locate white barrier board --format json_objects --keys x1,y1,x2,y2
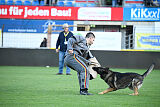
[{"x1": 2, "y1": 32, "x2": 121, "y2": 51}]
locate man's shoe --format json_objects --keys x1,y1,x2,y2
[
  {"x1": 56, "y1": 73, "x2": 63, "y2": 75},
  {"x1": 86, "y1": 92, "x2": 93, "y2": 95},
  {"x1": 80, "y1": 91, "x2": 88, "y2": 95},
  {"x1": 66, "y1": 73, "x2": 72, "y2": 75},
  {"x1": 80, "y1": 91, "x2": 93, "y2": 95}
]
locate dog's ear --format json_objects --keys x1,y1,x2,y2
[{"x1": 105, "y1": 67, "x2": 109, "y2": 71}]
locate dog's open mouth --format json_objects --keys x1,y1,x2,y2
[{"x1": 92, "y1": 67, "x2": 98, "y2": 71}]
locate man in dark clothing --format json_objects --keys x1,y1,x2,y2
[
  {"x1": 40, "y1": 37, "x2": 47, "y2": 47},
  {"x1": 56, "y1": 23, "x2": 73, "y2": 75}
]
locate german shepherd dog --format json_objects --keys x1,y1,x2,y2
[{"x1": 92, "y1": 64, "x2": 155, "y2": 95}]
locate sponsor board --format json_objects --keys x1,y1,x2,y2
[
  {"x1": 135, "y1": 33, "x2": 160, "y2": 49},
  {"x1": 0, "y1": 5, "x2": 123, "y2": 21},
  {"x1": 78, "y1": 7, "x2": 111, "y2": 20},
  {"x1": 0, "y1": 5, "x2": 78, "y2": 20},
  {"x1": 78, "y1": 7, "x2": 123, "y2": 21},
  {"x1": 124, "y1": 7, "x2": 160, "y2": 21},
  {"x1": 0, "y1": 19, "x2": 73, "y2": 33},
  {"x1": 111, "y1": 7, "x2": 123, "y2": 21}
]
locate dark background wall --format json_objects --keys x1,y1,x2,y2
[
  {"x1": 0, "y1": 48, "x2": 160, "y2": 69},
  {"x1": 0, "y1": 48, "x2": 58, "y2": 67},
  {"x1": 91, "y1": 50, "x2": 160, "y2": 69}
]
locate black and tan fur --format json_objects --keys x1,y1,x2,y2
[{"x1": 92, "y1": 64, "x2": 155, "y2": 96}]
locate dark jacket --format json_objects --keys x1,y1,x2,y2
[
  {"x1": 40, "y1": 38, "x2": 47, "y2": 47},
  {"x1": 66, "y1": 35, "x2": 93, "y2": 59},
  {"x1": 56, "y1": 31, "x2": 73, "y2": 52}
]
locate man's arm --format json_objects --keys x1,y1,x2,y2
[
  {"x1": 56, "y1": 33, "x2": 61, "y2": 52},
  {"x1": 67, "y1": 37, "x2": 76, "y2": 54},
  {"x1": 70, "y1": 31, "x2": 73, "y2": 37}
]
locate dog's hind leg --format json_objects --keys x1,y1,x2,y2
[{"x1": 98, "y1": 88, "x2": 115, "y2": 95}]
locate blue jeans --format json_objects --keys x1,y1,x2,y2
[
  {"x1": 58, "y1": 51, "x2": 71, "y2": 74},
  {"x1": 112, "y1": 0, "x2": 117, "y2": 7}
]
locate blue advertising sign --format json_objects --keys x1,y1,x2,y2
[
  {"x1": 139, "y1": 35, "x2": 160, "y2": 46},
  {"x1": 124, "y1": 7, "x2": 160, "y2": 21},
  {"x1": 0, "y1": 19, "x2": 74, "y2": 33}
]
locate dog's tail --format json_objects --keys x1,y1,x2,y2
[{"x1": 142, "y1": 63, "x2": 155, "y2": 78}]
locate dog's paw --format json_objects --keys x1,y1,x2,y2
[
  {"x1": 129, "y1": 93, "x2": 139, "y2": 96},
  {"x1": 98, "y1": 92, "x2": 104, "y2": 95}
]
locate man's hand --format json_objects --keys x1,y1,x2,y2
[
  {"x1": 56, "y1": 49, "x2": 59, "y2": 53},
  {"x1": 68, "y1": 50, "x2": 73, "y2": 54}
]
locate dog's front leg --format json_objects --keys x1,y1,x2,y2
[
  {"x1": 129, "y1": 86, "x2": 139, "y2": 96},
  {"x1": 98, "y1": 88, "x2": 114, "y2": 95}
]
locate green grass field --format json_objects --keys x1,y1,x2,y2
[{"x1": 0, "y1": 66, "x2": 160, "y2": 107}]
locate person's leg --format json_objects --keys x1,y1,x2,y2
[
  {"x1": 59, "y1": 51, "x2": 71, "y2": 75},
  {"x1": 112, "y1": 0, "x2": 117, "y2": 7},
  {"x1": 77, "y1": 72, "x2": 81, "y2": 89},
  {"x1": 66, "y1": 65, "x2": 71, "y2": 74},
  {"x1": 73, "y1": 55, "x2": 91, "y2": 95},
  {"x1": 64, "y1": 54, "x2": 91, "y2": 95},
  {"x1": 58, "y1": 51, "x2": 64, "y2": 74}
]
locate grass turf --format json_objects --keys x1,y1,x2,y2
[{"x1": 0, "y1": 66, "x2": 160, "y2": 107}]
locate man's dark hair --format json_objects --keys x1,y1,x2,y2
[{"x1": 85, "y1": 32, "x2": 95, "y2": 38}]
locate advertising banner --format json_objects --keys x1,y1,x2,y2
[
  {"x1": 0, "y1": 19, "x2": 74, "y2": 33},
  {"x1": 0, "y1": 5, "x2": 78, "y2": 20},
  {"x1": 78, "y1": 7, "x2": 111, "y2": 20},
  {"x1": 0, "y1": 5, "x2": 123, "y2": 21},
  {"x1": 135, "y1": 33, "x2": 160, "y2": 50},
  {"x1": 124, "y1": 7, "x2": 160, "y2": 21},
  {"x1": 77, "y1": 7, "x2": 123, "y2": 21},
  {"x1": 111, "y1": 7, "x2": 123, "y2": 21}
]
